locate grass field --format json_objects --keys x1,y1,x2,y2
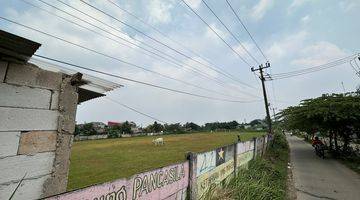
[{"x1": 67, "y1": 131, "x2": 264, "y2": 190}]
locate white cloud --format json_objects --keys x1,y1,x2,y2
[
  {"x1": 288, "y1": 0, "x2": 310, "y2": 14},
  {"x1": 266, "y1": 31, "x2": 309, "y2": 61},
  {"x1": 183, "y1": 0, "x2": 202, "y2": 10},
  {"x1": 291, "y1": 41, "x2": 348, "y2": 66},
  {"x1": 339, "y1": 1, "x2": 359, "y2": 12},
  {"x1": 251, "y1": 0, "x2": 274, "y2": 21},
  {"x1": 147, "y1": 0, "x2": 174, "y2": 24},
  {"x1": 234, "y1": 42, "x2": 255, "y2": 60}
]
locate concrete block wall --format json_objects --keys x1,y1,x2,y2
[{"x1": 0, "y1": 61, "x2": 78, "y2": 199}]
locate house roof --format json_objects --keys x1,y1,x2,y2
[
  {"x1": 0, "y1": 30, "x2": 41, "y2": 63},
  {"x1": 0, "y1": 30, "x2": 122, "y2": 103}
]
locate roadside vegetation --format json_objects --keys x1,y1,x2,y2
[
  {"x1": 278, "y1": 92, "x2": 360, "y2": 174},
  {"x1": 209, "y1": 132, "x2": 289, "y2": 200},
  {"x1": 67, "y1": 131, "x2": 264, "y2": 190}
]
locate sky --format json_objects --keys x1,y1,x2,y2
[{"x1": 0, "y1": 0, "x2": 359, "y2": 126}]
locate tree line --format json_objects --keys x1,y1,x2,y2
[
  {"x1": 75, "y1": 120, "x2": 266, "y2": 137},
  {"x1": 278, "y1": 92, "x2": 360, "y2": 156}
]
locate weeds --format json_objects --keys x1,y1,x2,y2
[{"x1": 210, "y1": 133, "x2": 289, "y2": 200}]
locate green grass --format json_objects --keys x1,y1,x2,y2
[
  {"x1": 67, "y1": 131, "x2": 264, "y2": 190},
  {"x1": 210, "y1": 133, "x2": 289, "y2": 200}
]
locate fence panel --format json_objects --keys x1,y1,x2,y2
[
  {"x1": 256, "y1": 137, "x2": 265, "y2": 157},
  {"x1": 47, "y1": 161, "x2": 189, "y2": 200},
  {"x1": 235, "y1": 140, "x2": 255, "y2": 170},
  {"x1": 193, "y1": 144, "x2": 235, "y2": 199}
]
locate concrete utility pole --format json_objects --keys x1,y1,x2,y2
[{"x1": 251, "y1": 62, "x2": 272, "y2": 134}]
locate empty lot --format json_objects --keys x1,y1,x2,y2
[{"x1": 67, "y1": 131, "x2": 264, "y2": 190}]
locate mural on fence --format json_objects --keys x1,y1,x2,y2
[
  {"x1": 47, "y1": 162, "x2": 189, "y2": 200},
  {"x1": 195, "y1": 145, "x2": 235, "y2": 199},
  {"x1": 236, "y1": 140, "x2": 254, "y2": 169}
]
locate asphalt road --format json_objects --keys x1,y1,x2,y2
[{"x1": 287, "y1": 135, "x2": 360, "y2": 200}]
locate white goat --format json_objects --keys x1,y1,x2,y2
[{"x1": 152, "y1": 137, "x2": 164, "y2": 146}]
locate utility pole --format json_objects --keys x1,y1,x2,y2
[
  {"x1": 251, "y1": 62, "x2": 272, "y2": 134},
  {"x1": 341, "y1": 81, "x2": 346, "y2": 93}
]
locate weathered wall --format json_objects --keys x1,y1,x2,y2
[
  {"x1": 188, "y1": 135, "x2": 269, "y2": 199},
  {"x1": 46, "y1": 162, "x2": 189, "y2": 200},
  {"x1": 0, "y1": 61, "x2": 78, "y2": 199},
  {"x1": 193, "y1": 144, "x2": 235, "y2": 199},
  {"x1": 74, "y1": 134, "x2": 108, "y2": 141},
  {"x1": 41, "y1": 135, "x2": 269, "y2": 200}
]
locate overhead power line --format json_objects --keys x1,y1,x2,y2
[
  {"x1": 20, "y1": 0, "x2": 253, "y2": 99},
  {"x1": 0, "y1": 16, "x2": 262, "y2": 99},
  {"x1": 201, "y1": 0, "x2": 260, "y2": 65},
  {"x1": 181, "y1": 0, "x2": 252, "y2": 67},
  {"x1": 267, "y1": 54, "x2": 357, "y2": 80},
  {"x1": 52, "y1": 0, "x2": 257, "y2": 92},
  {"x1": 225, "y1": 0, "x2": 268, "y2": 61},
  {"x1": 105, "y1": 97, "x2": 168, "y2": 124},
  {"x1": 350, "y1": 56, "x2": 360, "y2": 78},
  {"x1": 31, "y1": 54, "x2": 262, "y2": 103},
  {"x1": 105, "y1": 0, "x2": 230, "y2": 74},
  {"x1": 78, "y1": 0, "x2": 254, "y2": 89}
]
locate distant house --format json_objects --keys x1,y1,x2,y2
[
  {"x1": 90, "y1": 122, "x2": 106, "y2": 134},
  {"x1": 131, "y1": 126, "x2": 141, "y2": 134},
  {"x1": 108, "y1": 121, "x2": 122, "y2": 127},
  {"x1": 244, "y1": 124, "x2": 252, "y2": 129}
]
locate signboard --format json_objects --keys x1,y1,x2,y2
[
  {"x1": 196, "y1": 159, "x2": 234, "y2": 199},
  {"x1": 236, "y1": 151, "x2": 253, "y2": 169},
  {"x1": 196, "y1": 151, "x2": 216, "y2": 177},
  {"x1": 196, "y1": 145, "x2": 234, "y2": 177},
  {"x1": 195, "y1": 145, "x2": 235, "y2": 198},
  {"x1": 256, "y1": 137, "x2": 264, "y2": 156},
  {"x1": 47, "y1": 162, "x2": 189, "y2": 200},
  {"x1": 236, "y1": 141, "x2": 253, "y2": 155},
  {"x1": 236, "y1": 141, "x2": 254, "y2": 169}
]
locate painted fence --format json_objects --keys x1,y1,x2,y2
[
  {"x1": 188, "y1": 135, "x2": 270, "y2": 199},
  {"x1": 46, "y1": 162, "x2": 189, "y2": 200},
  {"x1": 46, "y1": 135, "x2": 270, "y2": 200}
]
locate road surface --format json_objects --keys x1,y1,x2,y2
[{"x1": 287, "y1": 135, "x2": 360, "y2": 200}]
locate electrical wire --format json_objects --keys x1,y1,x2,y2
[
  {"x1": 271, "y1": 55, "x2": 354, "y2": 77},
  {"x1": 180, "y1": 0, "x2": 252, "y2": 67},
  {"x1": 350, "y1": 59, "x2": 360, "y2": 78},
  {"x1": 225, "y1": 0, "x2": 268, "y2": 61},
  {"x1": 53, "y1": 0, "x2": 257, "y2": 92},
  {"x1": 0, "y1": 16, "x2": 261, "y2": 99},
  {"x1": 78, "y1": 0, "x2": 255, "y2": 89},
  {"x1": 105, "y1": 0, "x2": 233, "y2": 78},
  {"x1": 201, "y1": 0, "x2": 260, "y2": 65},
  {"x1": 32, "y1": 54, "x2": 262, "y2": 103},
  {"x1": 268, "y1": 55, "x2": 357, "y2": 80},
  {"x1": 19, "y1": 0, "x2": 255, "y2": 99},
  {"x1": 105, "y1": 97, "x2": 169, "y2": 124}
]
